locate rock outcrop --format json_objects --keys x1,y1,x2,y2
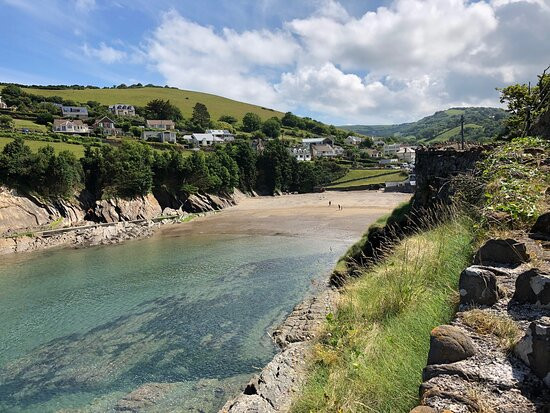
[
  {"x1": 512, "y1": 268, "x2": 550, "y2": 309},
  {"x1": 459, "y1": 266, "x2": 502, "y2": 306},
  {"x1": 221, "y1": 289, "x2": 339, "y2": 413},
  {"x1": 473, "y1": 238, "x2": 530, "y2": 265},
  {"x1": 515, "y1": 319, "x2": 550, "y2": 387},
  {"x1": 92, "y1": 194, "x2": 162, "y2": 223}
]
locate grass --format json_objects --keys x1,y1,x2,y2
[
  {"x1": 461, "y1": 309, "x2": 522, "y2": 351},
  {"x1": 427, "y1": 124, "x2": 482, "y2": 143},
  {"x1": 292, "y1": 218, "x2": 474, "y2": 413},
  {"x1": 327, "y1": 170, "x2": 407, "y2": 189},
  {"x1": 445, "y1": 108, "x2": 466, "y2": 116},
  {"x1": 13, "y1": 119, "x2": 47, "y2": 132},
  {"x1": 18, "y1": 86, "x2": 283, "y2": 122},
  {"x1": 0, "y1": 137, "x2": 86, "y2": 158}
]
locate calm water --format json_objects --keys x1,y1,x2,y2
[{"x1": 0, "y1": 231, "x2": 346, "y2": 412}]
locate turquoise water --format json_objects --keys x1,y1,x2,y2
[{"x1": 0, "y1": 232, "x2": 346, "y2": 412}]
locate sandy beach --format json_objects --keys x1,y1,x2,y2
[{"x1": 160, "y1": 190, "x2": 411, "y2": 242}]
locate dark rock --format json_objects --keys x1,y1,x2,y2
[
  {"x1": 459, "y1": 266, "x2": 502, "y2": 306},
  {"x1": 530, "y1": 212, "x2": 550, "y2": 241},
  {"x1": 427, "y1": 325, "x2": 476, "y2": 365},
  {"x1": 512, "y1": 268, "x2": 550, "y2": 309},
  {"x1": 473, "y1": 238, "x2": 530, "y2": 265},
  {"x1": 514, "y1": 319, "x2": 550, "y2": 387}
]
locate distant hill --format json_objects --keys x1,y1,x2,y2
[
  {"x1": 340, "y1": 107, "x2": 508, "y2": 142},
  {"x1": 14, "y1": 86, "x2": 283, "y2": 121}
]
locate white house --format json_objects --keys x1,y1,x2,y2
[
  {"x1": 383, "y1": 143, "x2": 401, "y2": 156},
  {"x1": 333, "y1": 145, "x2": 345, "y2": 156},
  {"x1": 345, "y1": 136, "x2": 363, "y2": 145},
  {"x1": 191, "y1": 133, "x2": 225, "y2": 146},
  {"x1": 53, "y1": 119, "x2": 89, "y2": 134},
  {"x1": 0, "y1": 95, "x2": 7, "y2": 109},
  {"x1": 302, "y1": 137, "x2": 333, "y2": 147},
  {"x1": 311, "y1": 143, "x2": 337, "y2": 158},
  {"x1": 146, "y1": 120, "x2": 175, "y2": 130},
  {"x1": 289, "y1": 147, "x2": 312, "y2": 162},
  {"x1": 141, "y1": 130, "x2": 177, "y2": 143},
  {"x1": 61, "y1": 106, "x2": 89, "y2": 119},
  {"x1": 109, "y1": 104, "x2": 136, "y2": 116},
  {"x1": 396, "y1": 147, "x2": 416, "y2": 163},
  {"x1": 205, "y1": 129, "x2": 235, "y2": 142}
]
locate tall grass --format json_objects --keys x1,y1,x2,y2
[{"x1": 292, "y1": 217, "x2": 474, "y2": 413}]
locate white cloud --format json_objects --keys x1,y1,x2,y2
[
  {"x1": 141, "y1": 0, "x2": 550, "y2": 123},
  {"x1": 75, "y1": 0, "x2": 96, "y2": 12},
  {"x1": 82, "y1": 42, "x2": 127, "y2": 64}
]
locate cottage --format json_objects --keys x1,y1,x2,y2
[
  {"x1": 109, "y1": 104, "x2": 136, "y2": 116},
  {"x1": 366, "y1": 148, "x2": 382, "y2": 158},
  {"x1": 141, "y1": 130, "x2": 177, "y2": 143},
  {"x1": 192, "y1": 133, "x2": 225, "y2": 146},
  {"x1": 345, "y1": 136, "x2": 363, "y2": 145},
  {"x1": 52, "y1": 119, "x2": 89, "y2": 134},
  {"x1": 61, "y1": 106, "x2": 89, "y2": 119},
  {"x1": 146, "y1": 120, "x2": 175, "y2": 130},
  {"x1": 93, "y1": 116, "x2": 119, "y2": 136},
  {"x1": 205, "y1": 129, "x2": 235, "y2": 142},
  {"x1": 302, "y1": 137, "x2": 333, "y2": 147},
  {"x1": 333, "y1": 145, "x2": 345, "y2": 156},
  {"x1": 396, "y1": 146, "x2": 416, "y2": 163},
  {"x1": 289, "y1": 146, "x2": 312, "y2": 162},
  {"x1": 382, "y1": 143, "x2": 401, "y2": 156},
  {"x1": 0, "y1": 95, "x2": 7, "y2": 109},
  {"x1": 311, "y1": 143, "x2": 337, "y2": 158}
]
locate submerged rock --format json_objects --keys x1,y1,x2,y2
[
  {"x1": 427, "y1": 325, "x2": 476, "y2": 365},
  {"x1": 473, "y1": 238, "x2": 530, "y2": 266}
]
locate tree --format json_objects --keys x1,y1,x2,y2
[
  {"x1": 219, "y1": 115, "x2": 238, "y2": 125},
  {"x1": 242, "y1": 112, "x2": 262, "y2": 132},
  {"x1": 0, "y1": 115, "x2": 14, "y2": 129},
  {"x1": 35, "y1": 112, "x2": 54, "y2": 126},
  {"x1": 262, "y1": 117, "x2": 281, "y2": 139},
  {"x1": 145, "y1": 99, "x2": 183, "y2": 121},
  {"x1": 281, "y1": 112, "x2": 299, "y2": 128},
  {"x1": 191, "y1": 103, "x2": 211, "y2": 130}
]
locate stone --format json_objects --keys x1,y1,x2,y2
[
  {"x1": 473, "y1": 238, "x2": 530, "y2": 265},
  {"x1": 512, "y1": 268, "x2": 550, "y2": 309},
  {"x1": 409, "y1": 406, "x2": 437, "y2": 413},
  {"x1": 530, "y1": 212, "x2": 550, "y2": 241},
  {"x1": 459, "y1": 266, "x2": 502, "y2": 306},
  {"x1": 514, "y1": 319, "x2": 550, "y2": 387},
  {"x1": 427, "y1": 325, "x2": 476, "y2": 365}
]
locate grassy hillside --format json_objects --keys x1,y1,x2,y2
[
  {"x1": 340, "y1": 107, "x2": 508, "y2": 142},
  {"x1": 0, "y1": 137, "x2": 86, "y2": 157},
  {"x1": 327, "y1": 169, "x2": 407, "y2": 189},
  {"x1": 18, "y1": 87, "x2": 283, "y2": 121}
]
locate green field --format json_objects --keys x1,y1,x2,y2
[
  {"x1": 427, "y1": 123, "x2": 482, "y2": 143},
  {"x1": 18, "y1": 87, "x2": 284, "y2": 122},
  {"x1": 0, "y1": 137, "x2": 86, "y2": 157},
  {"x1": 13, "y1": 119, "x2": 47, "y2": 132},
  {"x1": 328, "y1": 168, "x2": 407, "y2": 189}
]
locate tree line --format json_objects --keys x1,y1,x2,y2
[{"x1": 0, "y1": 137, "x2": 345, "y2": 200}]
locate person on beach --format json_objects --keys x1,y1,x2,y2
[{"x1": 329, "y1": 201, "x2": 331, "y2": 206}]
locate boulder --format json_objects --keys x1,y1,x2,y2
[
  {"x1": 409, "y1": 407, "x2": 437, "y2": 413},
  {"x1": 427, "y1": 325, "x2": 476, "y2": 365},
  {"x1": 512, "y1": 268, "x2": 550, "y2": 309},
  {"x1": 514, "y1": 319, "x2": 550, "y2": 387},
  {"x1": 184, "y1": 193, "x2": 215, "y2": 213},
  {"x1": 94, "y1": 195, "x2": 162, "y2": 223},
  {"x1": 459, "y1": 266, "x2": 502, "y2": 306},
  {"x1": 473, "y1": 238, "x2": 530, "y2": 266},
  {"x1": 530, "y1": 212, "x2": 550, "y2": 241}
]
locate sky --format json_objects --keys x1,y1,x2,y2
[{"x1": 0, "y1": 0, "x2": 549, "y2": 125}]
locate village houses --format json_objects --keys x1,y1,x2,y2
[
  {"x1": 0, "y1": 95, "x2": 7, "y2": 109},
  {"x1": 93, "y1": 116, "x2": 119, "y2": 136},
  {"x1": 61, "y1": 106, "x2": 89, "y2": 119},
  {"x1": 142, "y1": 130, "x2": 177, "y2": 143},
  {"x1": 146, "y1": 120, "x2": 175, "y2": 130},
  {"x1": 345, "y1": 135, "x2": 363, "y2": 146},
  {"x1": 53, "y1": 119, "x2": 89, "y2": 134},
  {"x1": 109, "y1": 104, "x2": 136, "y2": 116},
  {"x1": 396, "y1": 146, "x2": 416, "y2": 163},
  {"x1": 290, "y1": 147, "x2": 312, "y2": 162}
]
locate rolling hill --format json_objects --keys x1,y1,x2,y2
[
  {"x1": 11, "y1": 86, "x2": 283, "y2": 122},
  {"x1": 340, "y1": 107, "x2": 508, "y2": 142}
]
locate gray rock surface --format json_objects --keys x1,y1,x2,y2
[
  {"x1": 93, "y1": 194, "x2": 162, "y2": 223},
  {"x1": 530, "y1": 212, "x2": 550, "y2": 241},
  {"x1": 515, "y1": 318, "x2": 550, "y2": 387},
  {"x1": 459, "y1": 266, "x2": 502, "y2": 306},
  {"x1": 473, "y1": 238, "x2": 530, "y2": 265},
  {"x1": 427, "y1": 325, "x2": 476, "y2": 365},
  {"x1": 513, "y1": 268, "x2": 550, "y2": 309}
]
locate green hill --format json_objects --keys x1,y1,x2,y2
[
  {"x1": 340, "y1": 107, "x2": 508, "y2": 142},
  {"x1": 8, "y1": 86, "x2": 283, "y2": 121}
]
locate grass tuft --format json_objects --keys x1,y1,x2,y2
[{"x1": 461, "y1": 309, "x2": 522, "y2": 351}]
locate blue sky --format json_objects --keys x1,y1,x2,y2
[{"x1": 1, "y1": 0, "x2": 549, "y2": 124}]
